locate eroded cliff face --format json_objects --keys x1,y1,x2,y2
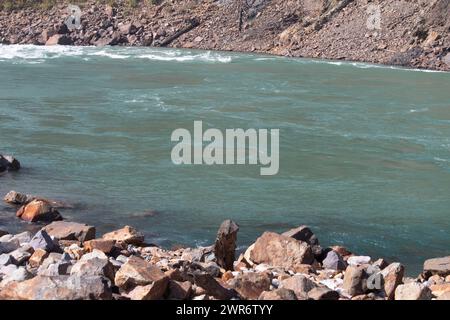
[{"x1": 0, "y1": 0, "x2": 449, "y2": 70}]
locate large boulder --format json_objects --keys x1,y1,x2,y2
[
  {"x1": 380, "y1": 262, "x2": 405, "y2": 300},
  {"x1": 343, "y1": 265, "x2": 368, "y2": 297},
  {"x1": 102, "y1": 226, "x2": 144, "y2": 245},
  {"x1": 16, "y1": 200, "x2": 63, "y2": 223},
  {"x1": 114, "y1": 256, "x2": 168, "y2": 293},
  {"x1": 70, "y1": 250, "x2": 115, "y2": 281},
  {"x1": 0, "y1": 275, "x2": 112, "y2": 300},
  {"x1": 42, "y1": 221, "x2": 96, "y2": 242},
  {"x1": 214, "y1": 219, "x2": 239, "y2": 271},
  {"x1": 280, "y1": 275, "x2": 317, "y2": 299},
  {"x1": 0, "y1": 155, "x2": 21, "y2": 171},
  {"x1": 250, "y1": 232, "x2": 314, "y2": 271},
  {"x1": 394, "y1": 282, "x2": 432, "y2": 300},
  {"x1": 424, "y1": 256, "x2": 450, "y2": 277}
]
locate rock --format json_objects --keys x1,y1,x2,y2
[
  {"x1": 372, "y1": 258, "x2": 389, "y2": 270},
  {"x1": 0, "y1": 253, "x2": 13, "y2": 266},
  {"x1": 0, "y1": 240, "x2": 20, "y2": 255},
  {"x1": 227, "y1": 272, "x2": 271, "y2": 300},
  {"x1": 29, "y1": 230, "x2": 60, "y2": 252},
  {"x1": 307, "y1": 286, "x2": 340, "y2": 300},
  {"x1": 83, "y1": 239, "x2": 115, "y2": 254},
  {"x1": 242, "y1": 244, "x2": 255, "y2": 267},
  {"x1": 114, "y1": 256, "x2": 168, "y2": 292},
  {"x1": 38, "y1": 261, "x2": 71, "y2": 276},
  {"x1": 0, "y1": 155, "x2": 21, "y2": 171},
  {"x1": 10, "y1": 246, "x2": 33, "y2": 265},
  {"x1": 380, "y1": 263, "x2": 405, "y2": 300},
  {"x1": 0, "y1": 275, "x2": 112, "y2": 300},
  {"x1": 3, "y1": 191, "x2": 33, "y2": 205},
  {"x1": 280, "y1": 275, "x2": 317, "y2": 299},
  {"x1": 42, "y1": 221, "x2": 96, "y2": 242},
  {"x1": 126, "y1": 282, "x2": 167, "y2": 300},
  {"x1": 16, "y1": 200, "x2": 63, "y2": 223},
  {"x1": 282, "y1": 225, "x2": 318, "y2": 245},
  {"x1": 322, "y1": 250, "x2": 347, "y2": 271},
  {"x1": 102, "y1": 226, "x2": 144, "y2": 245},
  {"x1": 45, "y1": 34, "x2": 72, "y2": 46},
  {"x1": 343, "y1": 265, "x2": 368, "y2": 296},
  {"x1": 0, "y1": 266, "x2": 32, "y2": 286},
  {"x1": 70, "y1": 250, "x2": 115, "y2": 281},
  {"x1": 28, "y1": 249, "x2": 49, "y2": 268},
  {"x1": 443, "y1": 53, "x2": 450, "y2": 67},
  {"x1": 119, "y1": 23, "x2": 137, "y2": 35},
  {"x1": 193, "y1": 271, "x2": 235, "y2": 300},
  {"x1": 395, "y1": 282, "x2": 432, "y2": 300},
  {"x1": 437, "y1": 291, "x2": 450, "y2": 300},
  {"x1": 214, "y1": 219, "x2": 239, "y2": 271},
  {"x1": 347, "y1": 256, "x2": 371, "y2": 266},
  {"x1": 10, "y1": 231, "x2": 32, "y2": 245},
  {"x1": 259, "y1": 288, "x2": 297, "y2": 300},
  {"x1": 423, "y1": 256, "x2": 450, "y2": 276},
  {"x1": 0, "y1": 230, "x2": 8, "y2": 237},
  {"x1": 429, "y1": 283, "x2": 450, "y2": 298},
  {"x1": 330, "y1": 246, "x2": 352, "y2": 257},
  {"x1": 167, "y1": 280, "x2": 193, "y2": 300},
  {"x1": 250, "y1": 232, "x2": 314, "y2": 270}
]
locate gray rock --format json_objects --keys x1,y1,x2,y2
[
  {"x1": 10, "y1": 231, "x2": 32, "y2": 245},
  {"x1": 10, "y1": 247, "x2": 33, "y2": 265},
  {"x1": 0, "y1": 253, "x2": 13, "y2": 266},
  {"x1": 70, "y1": 250, "x2": 114, "y2": 281},
  {"x1": 0, "y1": 240, "x2": 20, "y2": 254},
  {"x1": 0, "y1": 154, "x2": 21, "y2": 171},
  {"x1": 322, "y1": 250, "x2": 347, "y2": 271},
  {"x1": 0, "y1": 266, "x2": 32, "y2": 286},
  {"x1": 347, "y1": 256, "x2": 371, "y2": 266},
  {"x1": 29, "y1": 230, "x2": 60, "y2": 252},
  {"x1": 38, "y1": 261, "x2": 72, "y2": 276},
  {"x1": 281, "y1": 275, "x2": 318, "y2": 299}
]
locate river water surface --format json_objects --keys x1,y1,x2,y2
[{"x1": 1, "y1": 45, "x2": 449, "y2": 274}]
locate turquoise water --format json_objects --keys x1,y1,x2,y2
[{"x1": 1, "y1": 45, "x2": 449, "y2": 275}]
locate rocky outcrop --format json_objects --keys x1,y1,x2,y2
[
  {"x1": 42, "y1": 221, "x2": 96, "y2": 242},
  {"x1": 424, "y1": 256, "x2": 450, "y2": 277},
  {"x1": 214, "y1": 219, "x2": 239, "y2": 271}
]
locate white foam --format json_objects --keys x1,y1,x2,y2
[
  {"x1": 137, "y1": 51, "x2": 232, "y2": 63},
  {"x1": 88, "y1": 50, "x2": 129, "y2": 59}
]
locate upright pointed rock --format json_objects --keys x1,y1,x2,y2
[{"x1": 214, "y1": 220, "x2": 239, "y2": 271}]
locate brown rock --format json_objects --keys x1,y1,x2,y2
[
  {"x1": 45, "y1": 34, "x2": 72, "y2": 46},
  {"x1": 281, "y1": 275, "x2": 317, "y2": 299},
  {"x1": 222, "y1": 271, "x2": 234, "y2": 282},
  {"x1": 42, "y1": 221, "x2": 95, "y2": 242},
  {"x1": 380, "y1": 263, "x2": 404, "y2": 300},
  {"x1": 193, "y1": 272, "x2": 235, "y2": 300},
  {"x1": 16, "y1": 200, "x2": 63, "y2": 223},
  {"x1": 330, "y1": 246, "x2": 352, "y2": 257},
  {"x1": 83, "y1": 239, "x2": 115, "y2": 254},
  {"x1": 437, "y1": 291, "x2": 450, "y2": 300},
  {"x1": 102, "y1": 225, "x2": 144, "y2": 245},
  {"x1": 429, "y1": 283, "x2": 450, "y2": 298},
  {"x1": 307, "y1": 286, "x2": 340, "y2": 300},
  {"x1": 167, "y1": 280, "x2": 192, "y2": 300},
  {"x1": 28, "y1": 249, "x2": 49, "y2": 268},
  {"x1": 423, "y1": 256, "x2": 450, "y2": 276},
  {"x1": 227, "y1": 272, "x2": 271, "y2": 300},
  {"x1": 0, "y1": 275, "x2": 112, "y2": 300},
  {"x1": 114, "y1": 256, "x2": 168, "y2": 291},
  {"x1": 258, "y1": 288, "x2": 297, "y2": 300},
  {"x1": 343, "y1": 265, "x2": 368, "y2": 297},
  {"x1": 250, "y1": 232, "x2": 314, "y2": 270},
  {"x1": 126, "y1": 282, "x2": 167, "y2": 300},
  {"x1": 214, "y1": 219, "x2": 239, "y2": 271}
]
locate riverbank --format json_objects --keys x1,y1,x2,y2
[
  {"x1": 0, "y1": 0, "x2": 449, "y2": 71},
  {"x1": 1, "y1": 156, "x2": 450, "y2": 300}
]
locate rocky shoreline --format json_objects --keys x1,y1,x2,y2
[
  {"x1": 1, "y1": 155, "x2": 450, "y2": 300},
  {"x1": 0, "y1": 0, "x2": 449, "y2": 71}
]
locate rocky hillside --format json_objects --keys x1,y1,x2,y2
[{"x1": 0, "y1": 0, "x2": 449, "y2": 71}]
